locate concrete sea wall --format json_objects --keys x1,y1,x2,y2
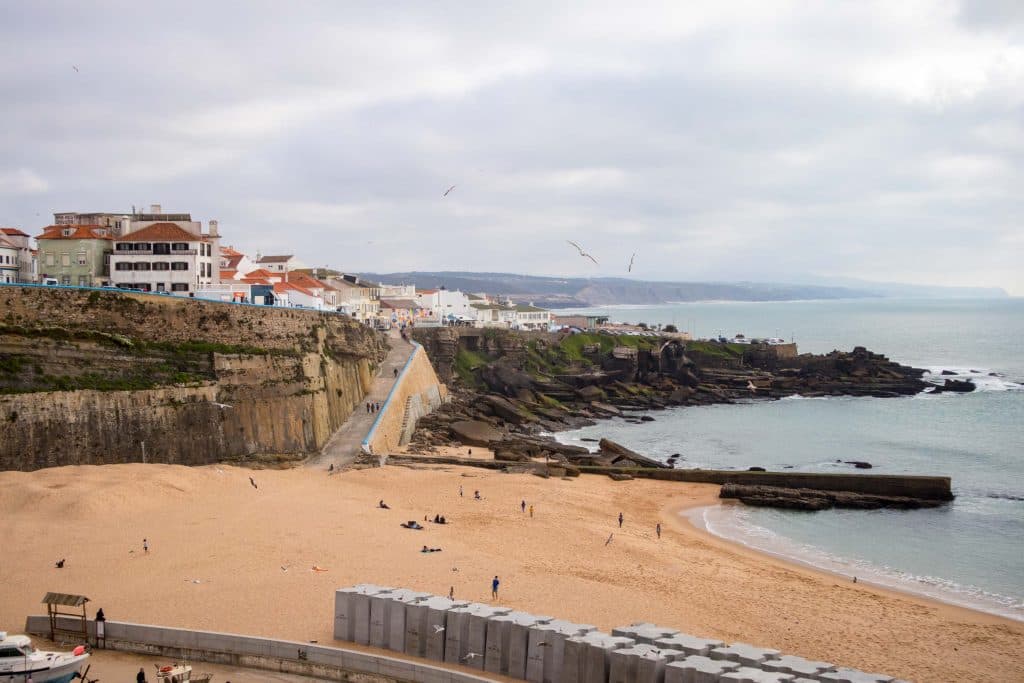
[{"x1": 364, "y1": 342, "x2": 448, "y2": 456}]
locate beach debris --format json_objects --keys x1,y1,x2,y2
[
  {"x1": 280, "y1": 565, "x2": 289, "y2": 572},
  {"x1": 312, "y1": 565, "x2": 328, "y2": 572},
  {"x1": 249, "y1": 476, "x2": 258, "y2": 489},
  {"x1": 184, "y1": 578, "x2": 202, "y2": 584},
  {"x1": 605, "y1": 533, "x2": 614, "y2": 546}
]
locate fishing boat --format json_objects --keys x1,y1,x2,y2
[
  {"x1": 155, "y1": 663, "x2": 211, "y2": 683},
  {"x1": 0, "y1": 632, "x2": 89, "y2": 683}
]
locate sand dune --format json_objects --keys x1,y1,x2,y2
[{"x1": 1, "y1": 463, "x2": 1020, "y2": 683}]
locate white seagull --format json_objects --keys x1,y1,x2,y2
[
  {"x1": 462, "y1": 652, "x2": 481, "y2": 662},
  {"x1": 211, "y1": 402, "x2": 233, "y2": 409},
  {"x1": 567, "y1": 240, "x2": 599, "y2": 265},
  {"x1": 746, "y1": 381, "x2": 757, "y2": 393},
  {"x1": 432, "y1": 625, "x2": 445, "y2": 634},
  {"x1": 443, "y1": 185, "x2": 457, "y2": 197}
]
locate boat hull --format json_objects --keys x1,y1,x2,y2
[{"x1": 0, "y1": 654, "x2": 88, "y2": 683}]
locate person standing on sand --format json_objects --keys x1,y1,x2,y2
[
  {"x1": 529, "y1": 504, "x2": 534, "y2": 518},
  {"x1": 618, "y1": 512, "x2": 623, "y2": 528},
  {"x1": 459, "y1": 485, "x2": 463, "y2": 497},
  {"x1": 656, "y1": 523, "x2": 661, "y2": 539},
  {"x1": 143, "y1": 538, "x2": 149, "y2": 553},
  {"x1": 491, "y1": 575, "x2": 500, "y2": 599},
  {"x1": 521, "y1": 500, "x2": 526, "y2": 513},
  {"x1": 137, "y1": 667, "x2": 146, "y2": 683},
  {"x1": 449, "y1": 586, "x2": 454, "y2": 600}
]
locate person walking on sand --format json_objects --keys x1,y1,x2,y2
[
  {"x1": 459, "y1": 485, "x2": 464, "y2": 497},
  {"x1": 618, "y1": 512, "x2": 623, "y2": 528},
  {"x1": 393, "y1": 368, "x2": 398, "y2": 378},
  {"x1": 143, "y1": 538, "x2": 149, "y2": 553},
  {"x1": 656, "y1": 522, "x2": 661, "y2": 539},
  {"x1": 491, "y1": 575, "x2": 500, "y2": 600}
]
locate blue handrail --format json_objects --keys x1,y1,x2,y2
[{"x1": 361, "y1": 339, "x2": 421, "y2": 454}]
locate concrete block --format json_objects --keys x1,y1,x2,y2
[
  {"x1": 484, "y1": 611, "x2": 552, "y2": 677},
  {"x1": 721, "y1": 667, "x2": 796, "y2": 683},
  {"x1": 608, "y1": 643, "x2": 684, "y2": 683},
  {"x1": 385, "y1": 590, "x2": 433, "y2": 653},
  {"x1": 762, "y1": 655, "x2": 835, "y2": 678},
  {"x1": 561, "y1": 630, "x2": 630, "y2": 683},
  {"x1": 445, "y1": 603, "x2": 511, "y2": 667},
  {"x1": 817, "y1": 669, "x2": 893, "y2": 683},
  {"x1": 710, "y1": 643, "x2": 782, "y2": 667},
  {"x1": 654, "y1": 633, "x2": 725, "y2": 657},
  {"x1": 524, "y1": 619, "x2": 597, "y2": 683},
  {"x1": 664, "y1": 655, "x2": 741, "y2": 683},
  {"x1": 368, "y1": 588, "x2": 397, "y2": 648},
  {"x1": 421, "y1": 596, "x2": 467, "y2": 662},
  {"x1": 611, "y1": 622, "x2": 680, "y2": 645},
  {"x1": 334, "y1": 584, "x2": 390, "y2": 642}
]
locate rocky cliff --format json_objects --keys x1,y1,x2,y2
[{"x1": 0, "y1": 287, "x2": 387, "y2": 471}]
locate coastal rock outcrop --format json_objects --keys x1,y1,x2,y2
[{"x1": 720, "y1": 483, "x2": 947, "y2": 511}]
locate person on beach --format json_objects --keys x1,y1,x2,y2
[
  {"x1": 521, "y1": 500, "x2": 526, "y2": 513},
  {"x1": 529, "y1": 504, "x2": 534, "y2": 518},
  {"x1": 449, "y1": 586, "x2": 454, "y2": 600},
  {"x1": 137, "y1": 667, "x2": 146, "y2": 683},
  {"x1": 656, "y1": 523, "x2": 661, "y2": 539},
  {"x1": 618, "y1": 512, "x2": 623, "y2": 528},
  {"x1": 459, "y1": 485, "x2": 464, "y2": 497},
  {"x1": 474, "y1": 490, "x2": 481, "y2": 500},
  {"x1": 366, "y1": 402, "x2": 370, "y2": 413},
  {"x1": 393, "y1": 368, "x2": 398, "y2": 378},
  {"x1": 379, "y1": 500, "x2": 390, "y2": 509},
  {"x1": 143, "y1": 538, "x2": 149, "y2": 553},
  {"x1": 491, "y1": 575, "x2": 500, "y2": 599}
]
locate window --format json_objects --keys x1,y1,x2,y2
[
  {"x1": 171, "y1": 283, "x2": 189, "y2": 292},
  {"x1": 61, "y1": 275, "x2": 70, "y2": 285},
  {"x1": 135, "y1": 242, "x2": 151, "y2": 251},
  {"x1": 172, "y1": 243, "x2": 188, "y2": 251},
  {"x1": 115, "y1": 262, "x2": 132, "y2": 271},
  {"x1": 62, "y1": 228, "x2": 73, "y2": 237},
  {"x1": 153, "y1": 243, "x2": 170, "y2": 255},
  {"x1": 171, "y1": 262, "x2": 188, "y2": 271},
  {"x1": 152, "y1": 262, "x2": 169, "y2": 271},
  {"x1": 116, "y1": 243, "x2": 132, "y2": 251},
  {"x1": 133, "y1": 262, "x2": 151, "y2": 271},
  {"x1": 77, "y1": 252, "x2": 87, "y2": 266},
  {"x1": 46, "y1": 253, "x2": 54, "y2": 266},
  {"x1": 78, "y1": 276, "x2": 88, "y2": 286}
]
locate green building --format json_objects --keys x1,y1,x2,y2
[{"x1": 36, "y1": 224, "x2": 113, "y2": 286}]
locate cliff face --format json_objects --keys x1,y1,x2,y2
[{"x1": 0, "y1": 287, "x2": 386, "y2": 471}]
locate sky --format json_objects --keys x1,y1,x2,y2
[{"x1": 1, "y1": 1, "x2": 1021, "y2": 294}]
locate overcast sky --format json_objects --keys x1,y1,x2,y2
[{"x1": 1, "y1": 1, "x2": 1021, "y2": 293}]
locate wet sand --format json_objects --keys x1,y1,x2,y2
[{"x1": 1, "y1": 463, "x2": 1021, "y2": 682}]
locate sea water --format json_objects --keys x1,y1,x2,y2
[{"x1": 554, "y1": 298, "x2": 1024, "y2": 620}]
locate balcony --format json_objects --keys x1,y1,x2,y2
[{"x1": 113, "y1": 249, "x2": 199, "y2": 256}]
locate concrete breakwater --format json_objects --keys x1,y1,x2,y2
[
  {"x1": 334, "y1": 584, "x2": 903, "y2": 682},
  {"x1": 0, "y1": 286, "x2": 387, "y2": 470}
]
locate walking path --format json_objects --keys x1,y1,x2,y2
[{"x1": 308, "y1": 329, "x2": 414, "y2": 470}]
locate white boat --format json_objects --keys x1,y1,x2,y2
[
  {"x1": 0, "y1": 632, "x2": 89, "y2": 683},
  {"x1": 155, "y1": 663, "x2": 211, "y2": 683}
]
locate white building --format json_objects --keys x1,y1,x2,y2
[
  {"x1": 255, "y1": 254, "x2": 306, "y2": 273},
  {"x1": 109, "y1": 222, "x2": 218, "y2": 294},
  {"x1": 513, "y1": 304, "x2": 552, "y2": 330},
  {"x1": 0, "y1": 236, "x2": 19, "y2": 283},
  {"x1": 0, "y1": 228, "x2": 36, "y2": 282}
]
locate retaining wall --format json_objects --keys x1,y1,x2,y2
[
  {"x1": 363, "y1": 343, "x2": 447, "y2": 456},
  {"x1": 25, "y1": 615, "x2": 491, "y2": 683}
]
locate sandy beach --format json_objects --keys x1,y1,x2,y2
[{"x1": 1, "y1": 463, "x2": 1021, "y2": 682}]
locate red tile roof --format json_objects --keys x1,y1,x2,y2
[
  {"x1": 220, "y1": 246, "x2": 244, "y2": 257},
  {"x1": 273, "y1": 281, "x2": 317, "y2": 297},
  {"x1": 220, "y1": 270, "x2": 238, "y2": 280},
  {"x1": 116, "y1": 222, "x2": 207, "y2": 242},
  {"x1": 257, "y1": 255, "x2": 293, "y2": 263},
  {"x1": 36, "y1": 224, "x2": 113, "y2": 241},
  {"x1": 1, "y1": 227, "x2": 29, "y2": 237},
  {"x1": 0, "y1": 236, "x2": 17, "y2": 249},
  {"x1": 244, "y1": 268, "x2": 278, "y2": 279}
]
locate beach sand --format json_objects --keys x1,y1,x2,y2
[{"x1": 1, "y1": 463, "x2": 1020, "y2": 683}]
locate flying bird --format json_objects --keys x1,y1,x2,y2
[
  {"x1": 211, "y1": 402, "x2": 233, "y2": 409},
  {"x1": 249, "y1": 476, "x2": 258, "y2": 489},
  {"x1": 567, "y1": 240, "x2": 599, "y2": 265},
  {"x1": 72, "y1": 65, "x2": 79, "y2": 73},
  {"x1": 537, "y1": 641, "x2": 551, "y2": 647},
  {"x1": 746, "y1": 381, "x2": 757, "y2": 393},
  {"x1": 628, "y1": 252, "x2": 636, "y2": 272},
  {"x1": 432, "y1": 625, "x2": 445, "y2": 634},
  {"x1": 605, "y1": 533, "x2": 614, "y2": 546},
  {"x1": 462, "y1": 652, "x2": 481, "y2": 662},
  {"x1": 443, "y1": 185, "x2": 456, "y2": 197}
]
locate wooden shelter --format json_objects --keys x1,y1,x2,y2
[{"x1": 42, "y1": 592, "x2": 89, "y2": 643}]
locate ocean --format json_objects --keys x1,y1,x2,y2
[{"x1": 553, "y1": 298, "x2": 1024, "y2": 620}]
